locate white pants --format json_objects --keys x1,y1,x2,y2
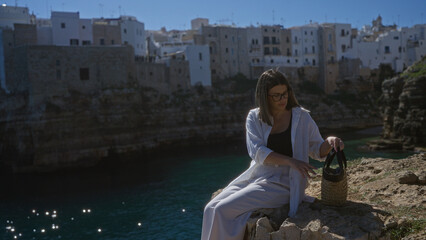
[{"x1": 201, "y1": 179, "x2": 290, "y2": 240}]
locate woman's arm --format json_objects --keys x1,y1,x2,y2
[{"x1": 263, "y1": 152, "x2": 317, "y2": 178}]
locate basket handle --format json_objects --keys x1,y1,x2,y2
[{"x1": 324, "y1": 147, "x2": 347, "y2": 170}]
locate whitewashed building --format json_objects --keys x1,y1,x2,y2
[
  {"x1": 0, "y1": 5, "x2": 30, "y2": 30},
  {"x1": 349, "y1": 24, "x2": 426, "y2": 72},
  {"x1": 51, "y1": 11, "x2": 92, "y2": 46},
  {"x1": 290, "y1": 24, "x2": 320, "y2": 67},
  {"x1": 191, "y1": 18, "x2": 209, "y2": 30},
  {"x1": 246, "y1": 27, "x2": 263, "y2": 66},
  {"x1": 333, "y1": 23, "x2": 352, "y2": 60},
  {"x1": 36, "y1": 18, "x2": 52, "y2": 45},
  {"x1": 160, "y1": 43, "x2": 211, "y2": 86},
  {"x1": 120, "y1": 16, "x2": 146, "y2": 56}
]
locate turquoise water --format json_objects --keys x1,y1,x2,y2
[{"x1": 0, "y1": 128, "x2": 414, "y2": 240}]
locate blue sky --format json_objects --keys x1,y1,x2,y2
[{"x1": 3, "y1": 0, "x2": 425, "y2": 30}]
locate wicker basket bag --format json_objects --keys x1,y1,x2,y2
[{"x1": 321, "y1": 148, "x2": 348, "y2": 206}]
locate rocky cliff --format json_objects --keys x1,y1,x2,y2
[
  {"x1": 0, "y1": 78, "x2": 381, "y2": 173},
  {"x1": 370, "y1": 57, "x2": 426, "y2": 151},
  {"x1": 210, "y1": 154, "x2": 425, "y2": 240}
]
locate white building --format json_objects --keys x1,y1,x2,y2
[
  {"x1": 35, "y1": 18, "x2": 52, "y2": 45},
  {"x1": 160, "y1": 43, "x2": 211, "y2": 86},
  {"x1": 246, "y1": 27, "x2": 263, "y2": 66},
  {"x1": 333, "y1": 23, "x2": 352, "y2": 60},
  {"x1": 51, "y1": 11, "x2": 92, "y2": 46},
  {"x1": 0, "y1": 5, "x2": 30, "y2": 30},
  {"x1": 191, "y1": 18, "x2": 209, "y2": 30},
  {"x1": 349, "y1": 24, "x2": 426, "y2": 72},
  {"x1": 290, "y1": 24, "x2": 320, "y2": 67},
  {"x1": 120, "y1": 16, "x2": 146, "y2": 56}
]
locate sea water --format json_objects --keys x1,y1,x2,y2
[{"x1": 0, "y1": 127, "x2": 414, "y2": 240}]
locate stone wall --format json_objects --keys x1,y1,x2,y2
[{"x1": 13, "y1": 23, "x2": 37, "y2": 47}]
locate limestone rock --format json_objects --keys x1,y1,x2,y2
[
  {"x1": 243, "y1": 154, "x2": 426, "y2": 240},
  {"x1": 398, "y1": 171, "x2": 418, "y2": 184},
  {"x1": 253, "y1": 217, "x2": 273, "y2": 240},
  {"x1": 417, "y1": 171, "x2": 426, "y2": 185},
  {"x1": 377, "y1": 57, "x2": 426, "y2": 150}
]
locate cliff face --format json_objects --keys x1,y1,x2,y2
[
  {"x1": 0, "y1": 78, "x2": 382, "y2": 173},
  {"x1": 376, "y1": 57, "x2": 426, "y2": 150},
  {"x1": 0, "y1": 87, "x2": 250, "y2": 172}
]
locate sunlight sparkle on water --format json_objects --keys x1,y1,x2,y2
[
  {"x1": 138, "y1": 222, "x2": 142, "y2": 227},
  {"x1": 97, "y1": 228, "x2": 102, "y2": 233}
]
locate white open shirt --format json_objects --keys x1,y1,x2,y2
[{"x1": 227, "y1": 107, "x2": 326, "y2": 217}]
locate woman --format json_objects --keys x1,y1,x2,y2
[{"x1": 201, "y1": 69, "x2": 344, "y2": 240}]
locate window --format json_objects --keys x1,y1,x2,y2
[
  {"x1": 264, "y1": 29, "x2": 267, "y2": 32},
  {"x1": 231, "y1": 48, "x2": 234, "y2": 55},
  {"x1": 394, "y1": 36, "x2": 399, "y2": 40},
  {"x1": 263, "y1": 37, "x2": 270, "y2": 44},
  {"x1": 398, "y1": 47, "x2": 402, "y2": 53},
  {"x1": 295, "y1": 49, "x2": 298, "y2": 56},
  {"x1": 295, "y1": 59, "x2": 298, "y2": 63},
  {"x1": 100, "y1": 39, "x2": 105, "y2": 45},
  {"x1": 286, "y1": 37, "x2": 289, "y2": 43},
  {"x1": 311, "y1": 31, "x2": 313, "y2": 35},
  {"x1": 287, "y1": 48, "x2": 290, "y2": 56},
  {"x1": 232, "y1": 36, "x2": 235, "y2": 42},
  {"x1": 124, "y1": 28, "x2": 127, "y2": 34},
  {"x1": 111, "y1": 40, "x2": 115, "y2": 44},
  {"x1": 80, "y1": 68, "x2": 89, "y2": 80},
  {"x1": 341, "y1": 45, "x2": 346, "y2": 52},
  {"x1": 341, "y1": 29, "x2": 345, "y2": 36},
  {"x1": 82, "y1": 40, "x2": 91, "y2": 45},
  {"x1": 56, "y1": 70, "x2": 61, "y2": 80},
  {"x1": 225, "y1": 48, "x2": 228, "y2": 53},
  {"x1": 330, "y1": 57, "x2": 334, "y2": 63},
  {"x1": 385, "y1": 46, "x2": 390, "y2": 54},
  {"x1": 328, "y1": 44, "x2": 333, "y2": 52},
  {"x1": 287, "y1": 59, "x2": 290, "y2": 63},
  {"x1": 212, "y1": 69, "x2": 216, "y2": 74},
  {"x1": 225, "y1": 35, "x2": 227, "y2": 39},
  {"x1": 56, "y1": 60, "x2": 60, "y2": 66},
  {"x1": 70, "y1": 39, "x2": 79, "y2": 45},
  {"x1": 264, "y1": 47, "x2": 270, "y2": 55},
  {"x1": 209, "y1": 47, "x2": 212, "y2": 54},
  {"x1": 61, "y1": 23, "x2": 66, "y2": 28},
  {"x1": 304, "y1": 31, "x2": 307, "y2": 35},
  {"x1": 272, "y1": 47, "x2": 280, "y2": 55},
  {"x1": 252, "y1": 39, "x2": 255, "y2": 44},
  {"x1": 313, "y1": 59, "x2": 316, "y2": 66},
  {"x1": 328, "y1": 34, "x2": 332, "y2": 41},
  {"x1": 82, "y1": 25, "x2": 86, "y2": 29},
  {"x1": 272, "y1": 37, "x2": 276, "y2": 44},
  {"x1": 199, "y1": 53, "x2": 202, "y2": 60},
  {"x1": 294, "y1": 36, "x2": 298, "y2": 43},
  {"x1": 305, "y1": 47, "x2": 308, "y2": 54},
  {"x1": 312, "y1": 46, "x2": 315, "y2": 54}
]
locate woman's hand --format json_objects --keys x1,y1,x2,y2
[
  {"x1": 290, "y1": 159, "x2": 317, "y2": 178},
  {"x1": 326, "y1": 136, "x2": 345, "y2": 151}
]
